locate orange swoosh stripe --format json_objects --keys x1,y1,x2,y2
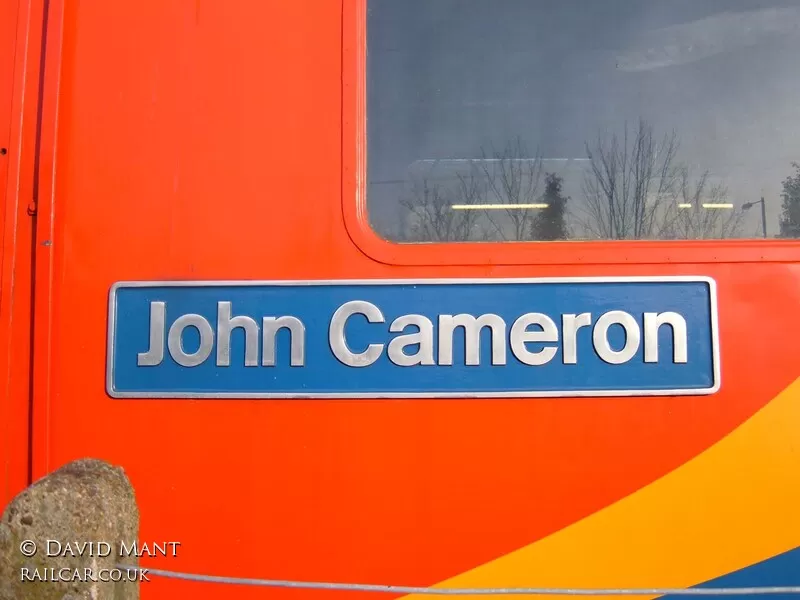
[{"x1": 402, "y1": 378, "x2": 800, "y2": 599}]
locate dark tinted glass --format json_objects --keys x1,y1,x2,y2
[{"x1": 366, "y1": 0, "x2": 800, "y2": 242}]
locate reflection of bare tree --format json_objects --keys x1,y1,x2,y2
[
  {"x1": 398, "y1": 137, "x2": 545, "y2": 242},
  {"x1": 661, "y1": 169, "x2": 744, "y2": 239},
  {"x1": 397, "y1": 121, "x2": 747, "y2": 243},
  {"x1": 779, "y1": 162, "x2": 800, "y2": 238},
  {"x1": 473, "y1": 138, "x2": 544, "y2": 241},
  {"x1": 398, "y1": 170, "x2": 489, "y2": 242},
  {"x1": 578, "y1": 119, "x2": 745, "y2": 241},
  {"x1": 579, "y1": 119, "x2": 680, "y2": 239}
]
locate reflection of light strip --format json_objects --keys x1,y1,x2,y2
[
  {"x1": 451, "y1": 203, "x2": 549, "y2": 210},
  {"x1": 416, "y1": 158, "x2": 590, "y2": 163},
  {"x1": 702, "y1": 203, "x2": 734, "y2": 209},
  {"x1": 678, "y1": 203, "x2": 693, "y2": 208}
]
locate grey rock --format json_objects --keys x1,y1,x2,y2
[{"x1": 0, "y1": 458, "x2": 139, "y2": 600}]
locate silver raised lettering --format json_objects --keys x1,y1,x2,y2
[
  {"x1": 216, "y1": 301, "x2": 259, "y2": 367},
  {"x1": 644, "y1": 312, "x2": 688, "y2": 364},
  {"x1": 138, "y1": 301, "x2": 166, "y2": 366},
  {"x1": 510, "y1": 313, "x2": 558, "y2": 366},
  {"x1": 592, "y1": 311, "x2": 641, "y2": 365},
  {"x1": 438, "y1": 314, "x2": 506, "y2": 366},
  {"x1": 329, "y1": 300, "x2": 385, "y2": 367},
  {"x1": 167, "y1": 314, "x2": 214, "y2": 367},
  {"x1": 263, "y1": 316, "x2": 306, "y2": 366},
  {"x1": 387, "y1": 314, "x2": 435, "y2": 366},
  {"x1": 562, "y1": 313, "x2": 592, "y2": 364}
]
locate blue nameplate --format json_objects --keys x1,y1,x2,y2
[{"x1": 106, "y1": 277, "x2": 720, "y2": 398}]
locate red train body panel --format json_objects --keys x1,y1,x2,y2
[{"x1": 3, "y1": 1, "x2": 800, "y2": 599}]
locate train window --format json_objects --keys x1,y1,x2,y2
[{"x1": 365, "y1": 0, "x2": 800, "y2": 243}]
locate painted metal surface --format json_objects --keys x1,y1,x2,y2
[
  {"x1": 4, "y1": 1, "x2": 798, "y2": 599},
  {"x1": 107, "y1": 277, "x2": 718, "y2": 398},
  {"x1": 0, "y1": 0, "x2": 43, "y2": 508}
]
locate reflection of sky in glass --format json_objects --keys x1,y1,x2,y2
[{"x1": 367, "y1": 0, "x2": 800, "y2": 239}]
